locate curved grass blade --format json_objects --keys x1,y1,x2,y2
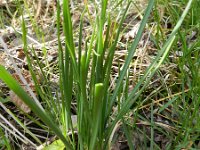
[{"x1": 108, "y1": 0, "x2": 155, "y2": 114}]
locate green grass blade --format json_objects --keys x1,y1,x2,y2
[
  {"x1": 122, "y1": 120, "x2": 134, "y2": 150},
  {"x1": 158, "y1": 97, "x2": 178, "y2": 113},
  {"x1": 63, "y1": 0, "x2": 78, "y2": 76},
  {"x1": 150, "y1": 103, "x2": 154, "y2": 150},
  {"x1": 95, "y1": 0, "x2": 108, "y2": 83},
  {"x1": 109, "y1": 0, "x2": 154, "y2": 112},
  {"x1": 103, "y1": 1, "x2": 131, "y2": 117}
]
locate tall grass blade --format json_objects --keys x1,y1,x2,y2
[{"x1": 109, "y1": 0, "x2": 154, "y2": 114}]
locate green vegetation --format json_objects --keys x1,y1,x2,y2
[{"x1": 0, "y1": 0, "x2": 199, "y2": 149}]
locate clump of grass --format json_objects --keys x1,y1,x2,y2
[
  {"x1": 0, "y1": 0, "x2": 194, "y2": 149},
  {"x1": 149, "y1": 0, "x2": 200, "y2": 148}
]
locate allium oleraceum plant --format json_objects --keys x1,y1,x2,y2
[{"x1": 0, "y1": 0, "x2": 193, "y2": 149}]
